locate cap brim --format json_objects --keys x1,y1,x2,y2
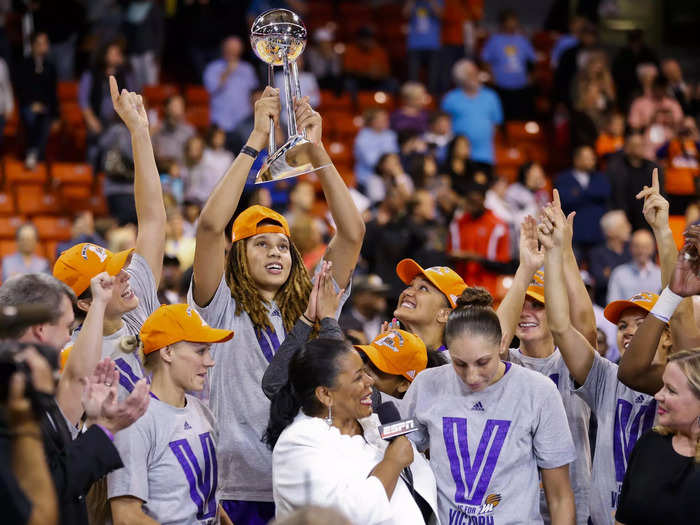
[
  {"x1": 396, "y1": 258, "x2": 453, "y2": 305},
  {"x1": 187, "y1": 327, "x2": 234, "y2": 345},
  {"x1": 105, "y1": 248, "x2": 134, "y2": 276},
  {"x1": 603, "y1": 300, "x2": 652, "y2": 324},
  {"x1": 525, "y1": 287, "x2": 545, "y2": 305},
  {"x1": 355, "y1": 345, "x2": 400, "y2": 376}
]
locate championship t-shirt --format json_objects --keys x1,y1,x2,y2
[
  {"x1": 509, "y1": 348, "x2": 591, "y2": 525},
  {"x1": 70, "y1": 253, "x2": 160, "y2": 398},
  {"x1": 402, "y1": 362, "x2": 576, "y2": 525},
  {"x1": 574, "y1": 352, "x2": 656, "y2": 525},
  {"x1": 108, "y1": 395, "x2": 219, "y2": 525},
  {"x1": 187, "y1": 272, "x2": 350, "y2": 502}
]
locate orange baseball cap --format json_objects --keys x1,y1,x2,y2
[
  {"x1": 396, "y1": 259, "x2": 467, "y2": 308},
  {"x1": 355, "y1": 329, "x2": 428, "y2": 381},
  {"x1": 53, "y1": 243, "x2": 133, "y2": 296},
  {"x1": 231, "y1": 205, "x2": 290, "y2": 243},
  {"x1": 525, "y1": 269, "x2": 545, "y2": 304},
  {"x1": 140, "y1": 304, "x2": 234, "y2": 355},
  {"x1": 604, "y1": 292, "x2": 659, "y2": 324}
]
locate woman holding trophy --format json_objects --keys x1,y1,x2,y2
[{"x1": 187, "y1": 10, "x2": 365, "y2": 524}]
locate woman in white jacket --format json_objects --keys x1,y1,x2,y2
[{"x1": 264, "y1": 338, "x2": 439, "y2": 525}]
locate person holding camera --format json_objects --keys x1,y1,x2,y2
[{"x1": 0, "y1": 347, "x2": 58, "y2": 525}]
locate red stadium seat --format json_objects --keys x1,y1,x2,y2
[
  {"x1": 0, "y1": 192, "x2": 15, "y2": 216},
  {"x1": 185, "y1": 85, "x2": 210, "y2": 106},
  {"x1": 319, "y1": 90, "x2": 353, "y2": 112},
  {"x1": 57, "y1": 81, "x2": 79, "y2": 102},
  {"x1": 356, "y1": 91, "x2": 395, "y2": 112},
  {"x1": 16, "y1": 186, "x2": 61, "y2": 216},
  {"x1": 33, "y1": 215, "x2": 72, "y2": 241},
  {"x1": 143, "y1": 84, "x2": 180, "y2": 108},
  {"x1": 0, "y1": 216, "x2": 23, "y2": 239},
  {"x1": 51, "y1": 162, "x2": 93, "y2": 186},
  {"x1": 0, "y1": 240, "x2": 45, "y2": 259},
  {"x1": 4, "y1": 159, "x2": 48, "y2": 186}
]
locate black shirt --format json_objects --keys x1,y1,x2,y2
[
  {"x1": 605, "y1": 153, "x2": 661, "y2": 232},
  {"x1": 616, "y1": 430, "x2": 700, "y2": 525}
]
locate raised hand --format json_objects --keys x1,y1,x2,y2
[
  {"x1": 636, "y1": 168, "x2": 669, "y2": 231},
  {"x1": 95, "y1": 378, "x2": 150, "y2": 434},
  {"x1": 669, "y1": 243, "x2": 700, "y2": 297},
  {"x1": 316, "y1": 261, "x2": 345, "y2": 320},
  {"x1": 294, "y1": 96, "x2": 322, "y2": 145},
  {"x1": 109, "y1": 76, "x2": 148, "y2": 131},
  {"x1": 81, "y1": 358, "x2": 118, "y2": 420},
  {"x1": 684, "y1": 224, "x2": 700, "y2": 258},
  {"x1": 90, "y1": 271, "x2": 116, "y2": 306},
  {"x1": 519, "y1": 215, "x2": 544, "y2": 272},
  {"x1": 252, "y1": 86, "x2": 281, "y2": 140},
  {"x1": 539, "y1": 190, "x2": 575, "y2": 250},
  {"x1": 304, "y1": 263, "x2": 321, "y2": 322}
]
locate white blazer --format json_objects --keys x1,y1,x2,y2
[{"x1": 272, "y1": 412, "x2": 440, "y2": 525}]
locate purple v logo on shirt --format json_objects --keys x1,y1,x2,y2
[
  {"x1": 443, "y1": 417, "x2": 511, "y2": 506},
  {"x1": 612, "y1": 398, "x2": 656, "y2": 482},
  {"x1": 169, "y1": 432, "x2": 218, "y2": 520}
]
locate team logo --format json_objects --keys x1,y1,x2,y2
[
  {"x1": 628, "y1": 292, "x2": 656, "y2": 305},
  {"x1": 406, "y1": 369, "x2": 416, "y2": 379},
  {"x1": 375, "y1": 331, "x2": 404, "y2": 353},
  {"x1": 186, "y1": 307, "x2": 209, "y2": 327},
  {"x1": 427, "y1": 266, "x2": 452, "y2": 277},
  {"x1": 81, "y1": 244, "x2": 107, "y2": 262}
]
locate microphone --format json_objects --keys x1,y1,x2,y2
[{"x1": 376, "y1": 401, "x2": 420, "y2": 441}]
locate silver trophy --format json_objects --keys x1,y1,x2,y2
[{"x1": 251, "y1": 9, "x2": 328, "y2": 183}]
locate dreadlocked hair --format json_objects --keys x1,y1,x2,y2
[{"x1": 226, "y1": 238, "x2": 313, "y2": 334}]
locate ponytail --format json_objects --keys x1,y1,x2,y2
[
  {"x1": 445, "y1": 287, "x2": 502, "y2": 347},
  {"x1": 263, "y1": 338, "x2": 353, "y2": 449}
]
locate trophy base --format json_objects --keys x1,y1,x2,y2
[{"x1": 255, "y1": 135, "x2": 329, "y2": 184}]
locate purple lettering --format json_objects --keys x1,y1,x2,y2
[
  {"x1": 443, "y1": 417, "x2": 511, "y2": 506},
  {"x1": 169, "y1": 432, "x2": 218, "y2": 519},
  {"x1": 114, "y1": 358, "x2": 145, "y2": 393},
  {"x1": 612, "y1": 398, "x2": 656, "y2": 482}
]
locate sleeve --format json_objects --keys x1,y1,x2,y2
[
  {"x1": 490, "y1": 90, "x2": 504, "y2": 125},
  {"x1": 50, "y1": 425, "x2": 124, "y2": 501},
  {"x1": 203, "y1": 62, "x2": 221, "y2": 93},
  {"x1": 399, "y1": 374, "x2": 430, "y2": 452},
  {"x1": 492, "y1": 222, "x2": 510, "y2": 262},
  {"x1": 480, "y1": 37, "x2": 495, "y2": 64},
  {"x1": 262, "y1": 318, "x2": 313, "y2": 400},
  {"x1": 555, "y1": 174, "x2": 583, "y2": 209},
  {"x1": 615, "y1": 430, "x2": 654, "y2": 523},
  {"x1": 574, "y1": 352, "x2": 618, "y2": 416},
  {"x1": 273, "y1": 428, "x2": 393, "y2": 525},
  {"x1": 0, "y1": 458, "x2": 32, "y2": 525},
  {"x1": 107, "y1": 420, "x2": 151, "y2": 502},
  {"x1": 440, "y1": 91, "x2": 455, "y2": 115},
  {"x1": 532, "y1": 378, "x2": 577, "y2": 469},
  {"x1": 123, "y1": 254, "x2": 161, "y2": 326},
  {"x1": 524, "y1": 39, "x2": 537, "y2": 62},
  {"x1": 78, "y1": 72, "x2": 92, "y2": 110},
  {"x1": 606, "y1": 268, "x2": 623, "y2": 304},
  {"x1": 187, "y1": 275, "x2": 232, "y2": 329}
]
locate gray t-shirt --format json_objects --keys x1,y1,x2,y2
[
  {"x1": 108, "y1": 395, "x2": 219, "y2": 525},
  {"x1": 187, "y1": 274, "x2": 350, "y2": 502},
  {"x1": 70, "y1": 253, "x2": 161, "y2": 399},
  {"x1": 574, "y1": 352, "x2": 656, "y2": 525},
  {"x1": 509, "y1": 348, "x2": 591, "y2": 525},
  {"x1": 402, "y1": 362, "x2": 576, "y2": 525}
]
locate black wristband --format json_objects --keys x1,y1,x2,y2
[
  {"x1": 301, "y1": 313, "x2": 315, "y2": 325},
  {"x1": 240, "y1": 145, "x2": 259, "y2": 159}
]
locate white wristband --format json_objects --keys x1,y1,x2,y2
[{"x1": 649, "y1": 287, "x2": 683, "y2": 324}]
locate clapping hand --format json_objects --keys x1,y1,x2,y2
[
  {"x1": 316, "y1": 261, "x2": 344, "y2": 320},
  {"x1": 294, "y1": 96, "x2": 322, "y2": 145},
  {"x1": 669, "y1": 240, "x2": 700, "y2": 298},
  {"x1": 81, "y1": 358, "x2": 118, "y2": 420},
  {"x1": 519, "y1": 215, "x2": 544, "y2": 272},
  {"x1": 538, "y1": 190, "x2": 575, "y2": 251},
  {"x1": 636, "y1": 168, "x2": 669, "y2": 232},
  {"x1": 109, "y1": 76, "x2": 149, "y2": 131}
]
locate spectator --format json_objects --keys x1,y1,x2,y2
[
  {"x1": 447, "y1": 179, "x2": 510, "y2": 296},
  {"x1": 505, "y1": 161, "x2": 549, "y2": 230},
  {"x1": 228, "y1": 88, "x2": 263, "y2": 154},
  {"x1": 595, "y1": 112, "x2": 625, "y2": 159},
  {"x1": 629, "y1": 75, "x2": 684, "y2": 131},
  {"x1": 343, "y1": 26, "x2": 395, "y2": 94},
  {"x1": 442, "y1": 58, "x2": 503, "y2": 167},
  {"x1": 554, "y1": 21, "x2": 599, "y2": 106},
  {"x1": 290, "y1": 212, "x2": 326, "y2": 273},
  {"x1": 0, "y1": 54, "x2": 11, "y2": 150},
  {"x1": 408, "y1": 188, "x2": 449, "y2": 268},
  {"x1": 606, "y1": 129, "x2": 661, "y2": 231},
  {"x1": 570, "y1": 81, "x2": 606, "y2": 148},
  {"x1": 181, "y1": 134, "x2": 208, "y2": 204},
  {"x1": 607, "y1": 229, "x2": 661, "y2": 303},
  {"x1": 354, "y1": 108, "x2": 400, "y2": 189},
  {"x1": 403, "y1": 1, "x2": 443, "y2": 94},
  {"x1": 1, "y1": 224, "x2": 50, "y2": 282},
  {"x1": 32, "y1": 0, "x2": 84, "y2": 81},
  {"x1": 285, "y1": 180, "x2": 316, "y2": 223},
  {"x1": 79, "y1": 39, "x2": 133, "y2": 170},
  {"x1": 165, "y1": 210, "x2": 196, "y2": 271},
  {"x1": 422, "y1": 110, "x2": 453, "y2": 165},
  {"x1": 390, "y1": 82, "x2": 430, "y2": 136},
  {"x1": 122, "y1": 0, "x2": 165, "y2": 89},
  {"x1": 203, "y1": 36, "x2": 259, "y2": 143},
  {"x1": 55, "y1": 211, "x2": 108, "y2": 258},
  {"x1": 662, "y1": 58, "x2": 693, "y2": 114},
  {"x1": 611, "y1": 29, "x2": 659, "y2": 111},
  {"x1": 107, "y1": 304, "x2": 233, "y2": 525},
  {"x1": 551, "y1": 15, "x2": 586, "y2": 68},
  {"x1": 305, "y1": 27, "x2": 342, "y2": 92},
  {"x1": 100, "y1": 120, "x2": 138, "y2": 225},
  {"x1": 480, "y1": 9, "x2": 536, "y2": 121},
  {"x1": 339, "y1": 274, "x2": 390, "y2": 344},
  {"x1": 157, "y1": 254, "x2": 183, "y2": 304},
  {"x1": 202, "y1": 125, "x2": 235, "y2": 184},
  {"x1": 16, "y1": 32, "x2": 58, "y2": 169},
  {"x1": 365, "y1": 152, "x2": 414, "y2": 206},
  {"x1": 555, "y1": 145, "x2": 611, "y2": 254},
  {"x1": 182, "y1": 200, "x2": 201, "y2": 238},
  {"x1": 656, "y1": 116, "x2": 700, "y2": 198},
  {"x1": 152, "y1": 94, "x2": 195, "y2": 168},
  {"x1": 439, "y1": 0, "x2": 476, "y2": 92},
  {"x1": 589, "y1": 210, "x2": 632, "y2": 306},
  {"x1": 572, "y1": 51, "x2": 616, "y2": 122}
]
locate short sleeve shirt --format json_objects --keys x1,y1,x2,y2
[
  {"x1": 401, "y1": 362, "x2": 576, "y2": 525},
  {"x1": 108, "y1": 395, "x2": 218, "y2": 525}
]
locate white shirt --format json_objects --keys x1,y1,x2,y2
[
  {"x1": 273, "y1": 412, "x2": 439, "y2": 525},
  {"x1": 572, "y1": 170, "x2": 590, "y2": 190}
]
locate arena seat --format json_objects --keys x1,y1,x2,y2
[
  {"x1": 0, "y1": 192, "x2": 15, "y2": 216},
  {"x1": 57, "y1": 81, "x2": 79, "y2": 102},
  {"x1": 16, "y1": 185, "x2": 61, "y2": 216},
  {"x1": 0, "y1": 216, "x2": 23, "y2": 238},
  {"x1": 51, "y1": 162, "x2": 93, "y2": 186},
  {"x1": 33, "y1": 215, "x2": 72, "y2": 241},
  {"x1": 4, "y1": 159, "x2": 48, "y2": 186}
]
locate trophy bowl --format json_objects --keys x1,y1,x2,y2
[{"x1": 251, "y1": 9, "x2": 306, "y2": 67}]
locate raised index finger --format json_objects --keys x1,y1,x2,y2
[
  {"x1": 552, "y1": 189, "x2": 561, "y2": 209},
  {"x1": 651, "y1": 168, "x2": 659, "y2": 192},
  {"x1": 109, "y1": 75, "x2": 119, "y2": 104}
]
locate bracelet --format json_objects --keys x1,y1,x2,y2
[
  {"x1": 240, "y1": 145, "x2": 259, "y2": 159},
  {"x1": 301, "y1": 313, "x2": 315, "y2": 325},
  {"x1": 649, "y1": 287, "x2": 683, "y2": 324}
]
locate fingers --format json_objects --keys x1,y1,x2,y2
[
  {"x1": 552, "y1": 189, "x2": 561, "y2": 209},
  {"x1": 566, "y1": 211, "x2": 576, "y2": 226},
  {"x1": 652, "y1": 168, "x2": 659, "y2": 191},
  {"x1": 109, "y1": 75, "x2": 119, "y2": 104},
  {"x1": 381, "y1": 321, "x2": 390, "y2": 332},
  {"x1": 261, "y1": 85, "x2": 279, "y2": 98}
]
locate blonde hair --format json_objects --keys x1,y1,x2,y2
[
  {"x1": 119, "y1": 335, "x2": 160, "y2": 374},
  {"x1": 653, "y1": 349, "x2": 700, "y2": 462}
]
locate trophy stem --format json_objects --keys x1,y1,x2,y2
[
  {"x1": 267, "y1": 64, "x2": 276, "y2": 154},
  {"x1": 291, "y1": 61, "x2": 307, "y2": 140},
  {"x1": 283, "y1": 54, "x2": 296, "y2": 139}
]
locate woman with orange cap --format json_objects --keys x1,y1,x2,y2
[
  {"x1": 108, "y1": 304, "x2": 233, "y2": 525},
  {"x1": 189, "y1": 87, "x2": 364, "y2": 524}
]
